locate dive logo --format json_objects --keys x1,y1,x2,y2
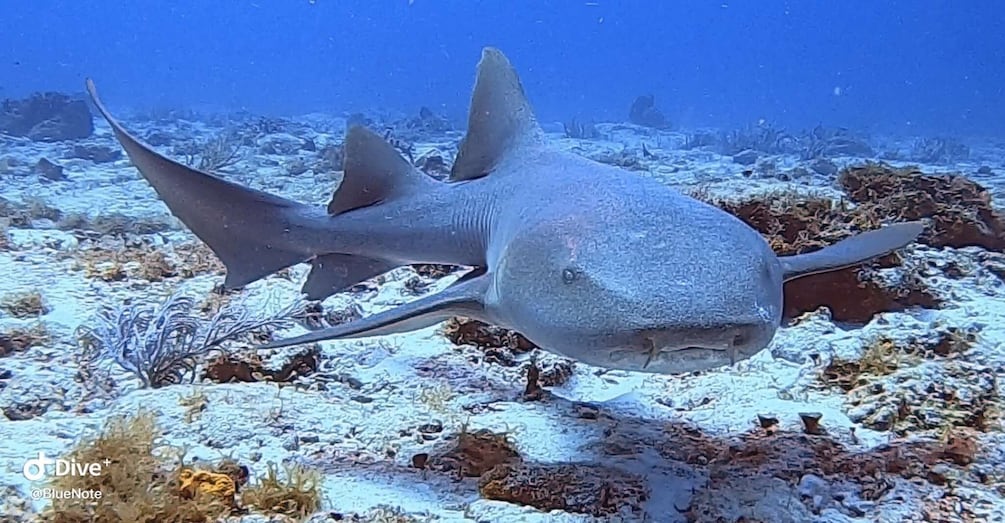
[{"x1": 22, "y1": 452, "x2": 109, "y2": 481}]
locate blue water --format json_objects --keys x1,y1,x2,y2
[{"x1": 3, "y1": 0, "x2": 1003, "y2": 136}]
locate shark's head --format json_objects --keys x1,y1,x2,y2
[{"x1": 489, "y1": 187, "x2": 786, "y2": 374}]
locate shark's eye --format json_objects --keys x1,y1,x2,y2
[{"x1": 561, "y1": 268, "x2": 578, "y2": 284}]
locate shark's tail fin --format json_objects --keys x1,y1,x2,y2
[
  {"x1": 86, "y1": 79, "x2": 316, "y2": 290},
  {"x1": 87, "y1": 80, "x2": 441, "y2": 300}
]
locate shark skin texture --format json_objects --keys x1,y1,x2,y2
[{"x1": 85, "y1": 47, "x2": 925, "y2": 374}]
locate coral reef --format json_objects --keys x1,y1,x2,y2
[
  {"x1": 38, "y1": 411, "x2": 234, "y2": 523},
  {"x1": 74, "y1": 292, "x2": 306, "y2": 388},
  {"x1": 837, "y1": 162, "x2": 1005, "y2": 251},
  {"x1": 699, "y1": 188, "x2": 942, "y2": 322},
  {"x1": 819, "y1": 329, "x2": 999, "y2": 435},
  {"x1": 39, "y1": 411, "x2": 321, "y2": 523},
  {"x1": 241, "y1": 462, "x2": 323, "y2": 521},
  {"x1": 909, "y1": 136, "x2": 971, "y2": 164},
  {"x1": 65, "y1": 241, "x2": 224, "y2": 283},
  {"x1": 479, "y1": 462, "x2": 649, "y2": 518},
  {"x1": 0, "y1": 323, "x2": 50, "y2": 357},
  {"x1": 426, "y1": 428, "x2": 521, "y2": 478},
  {"x1": 442, "y1": 317, "x2": 535, "y2": 353},
  {"x1": 562, "y1": 118, "x2": 601, "y2": 139},
  {"x1": 667, "y1": 423, "x2": 986, "y2": 521},
  {"x1": 0, "y1": 290, "x2": 50, "y2": 319},
  {"x1": 2, "y1": 79, "x2": 1003, "y2": 521},
  {"x1": 0, "y1": 92, "x2": 94, "y2": 142},
  {"x1": 56, "y1": 211, "x2": 178, "y2": 237},
  {"x1": 204, "y1": 344, "x2": 320, "y2": 384},
  {"x1": 628, "y1": 94, "x2": 669, "y2": 129}
]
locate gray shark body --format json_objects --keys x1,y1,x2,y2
[{"x1": 86, "y1": 48, "x2": 924, "y2": 374}]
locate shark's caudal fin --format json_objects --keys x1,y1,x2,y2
[
  {"x1": 86, "y1": 80, "x2": 427, "y2": 300},
  {"x1": 450, "y1": 47, "x2": 546, "y2": 182},
  {"x1": 85, "y1": 79, "x2": 316, "y2": 289},
  {"x1": 779, "y1": 221, "x2": 926, "y2": 281}
]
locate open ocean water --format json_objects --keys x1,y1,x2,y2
[{"x1": 1, "y1": 2, "x2": 1004, "y2": 522}]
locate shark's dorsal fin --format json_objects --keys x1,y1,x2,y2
[
  {"x1": 328, "y1": 125, "x2": 434, "y2": 215},
  {"x1": 450, "y1": 47, "x2": 545, "y2": 182}
]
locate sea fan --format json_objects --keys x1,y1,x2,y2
[{"x1": 75, "y1": 292, "x2": 307, "y2": 389}]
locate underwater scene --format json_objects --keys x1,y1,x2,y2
[{"x1": 2, "y1": 1, "x2": 1004, "y2": 522}]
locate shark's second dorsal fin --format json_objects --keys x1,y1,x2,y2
[
  {"x1": 450, "y1": 47, "x2": 545, "y2": 182},
  {"x1": 328, "y1": 125, "x2": 434, "y2": 215}
]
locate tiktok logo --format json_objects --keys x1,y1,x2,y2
[
  {"x1": 21, "y1": 452, "x2": 107, "y2": 481},
  {"x1": 22, "y1": 452, "x2": 55, "y2": 481}
]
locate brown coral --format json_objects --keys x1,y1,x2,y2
[
  {"x1": 427, "y1": 428, "x2": 521, "y2": 478},
  {"x1": 67, "y1": 241, "x2": 224, "y2": 283},
  {"x1": 817, "y1": 330, "x2": 998, "y2": 435},
  {"x1": 0, "y1": 323, "x2": 50, "y2": 357},
  {"x1": 441, "y1": 317, "x2": 537, "y2": 366},
  {"x1": 0, "y1": 291, "x2": 49, "y2": 318},
  {"x1": 478, "y1": 462, "x2": 649, "y2": 518},
  {"x1": 175, "y1": 468, "x2": 237, "y2": 506},
  {"x1": 39, "y1": 411, "x2": 235, "y2": 523},
  {"x1": 702, "y1": 189, "x2": 941, "y2": 322},
  {"x1": 442, "y1": 317, "x2": 535, "y2": 352},
  {"x1": 40, "y1": 411, "x2": 316, "y2": 523},
  {"x1": 781, "y1": 266, "x2": 939, "y2": 322},
  {"x1": 658, "y1": 423, "x2": 982, "y2": 505},
  {"x1": 203, "y1": 345, "x2": 320, "y2": 384},
  {"x1": 838, "y1": 162, "x2": 1005, "y2": 250}
]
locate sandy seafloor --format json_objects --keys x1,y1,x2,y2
[{"x1": 0, "y1": 109, "x2": 1004, "y2": 523}]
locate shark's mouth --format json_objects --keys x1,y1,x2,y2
[
  {"x1": 639, "y1": 335, "x2": 740, "y2": 370},
  {"x1": 601, "y1": 339, "x2": 744, "y2": 374}
]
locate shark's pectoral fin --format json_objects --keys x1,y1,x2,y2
[
  {"x1": 450, "y1": 48, "x2": 546, "y2": 182},
  {"x1": 261, "y1": 271, "x2": 491, "y2": 349},
  {"x1": 328, "y1": 126, "x2": 437, "y2": 215},
  {"x1": 780, "y1": 221, "x2": 926, "y2": 281}
]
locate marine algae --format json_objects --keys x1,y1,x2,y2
[
  {"x1": 40, "y1": 411, "x2": 322, "y2": 522},
  {"x1": 240, "y1": 462, "x2": 323, "y2": 522},
  {"x1": 0, "y1": 290, "x2": 49, "y2": 318},
  {"x1": 39, "y1": 411, "x2": 234, "y2": 523}
]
